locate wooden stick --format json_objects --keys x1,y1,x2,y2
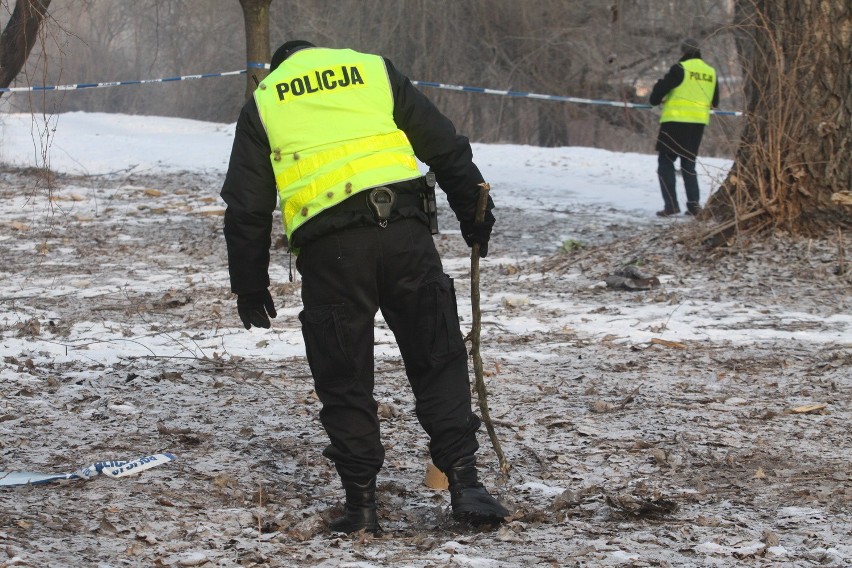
[{"x1": 470, "y1": 182, "x2": 510, "y2": 475}]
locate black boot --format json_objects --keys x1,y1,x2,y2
[
  {"x1": 685, "y1": 202, "x2": 703, "y2": 216},
  {"x1": 329, "y1": 477, "x2": 380, "y2": 534},
  {"x1": 446, "y1": 456, "x2": 510, "y2": 524},
  {"x1": 656, "y1": 206, "x2": 680, "y2": 217}
]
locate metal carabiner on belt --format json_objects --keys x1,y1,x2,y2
[{"x1": 367, "y1": 186, "x2": 396, "y2": 228}]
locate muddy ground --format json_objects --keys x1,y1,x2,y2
[{"x1": 1, "y1": 167, "x2": 850, "y2": 567}]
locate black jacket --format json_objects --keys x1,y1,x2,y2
[{"x1": 221, "y1": 56, "x2": 489, "y2": 295}]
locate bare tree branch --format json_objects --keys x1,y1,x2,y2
[{"x1": 0, "y1": 0, "x2": 52, "y2": 96}]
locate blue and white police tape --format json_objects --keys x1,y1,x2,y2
[
  {"x1": 1, "y1": 64, "x2": 742, "y2": 117},
  {"x1": 0, "y1": 452, "x2": 176, "y2": 487},
  {"x1": 0, "y1": 70, "x2": 245, "y2": 92},
  {"x1": 247, "y1": 61, "x2": 742, "y2": 117}
]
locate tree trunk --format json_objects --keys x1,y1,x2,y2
[
  {"x1": 0, "y1": 0, "x2": 52, "y2": 96},
  {"x1": 705, "y1": 0, "x2": 851, "y2": 238},
  {"x1": 238, "y1": 0, "x2": 271, "y2": 100}
]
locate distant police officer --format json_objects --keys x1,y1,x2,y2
[
  {"x1": 650, "y1": 37, "x2": 719, "y2": 217},
  {"x1": 220, "y1": 40, "x2": 509, "y2": 534}
]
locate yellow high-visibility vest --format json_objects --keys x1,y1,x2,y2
[
  {"x1": 254, "y1": 48, "x2": 421, "y2": 238},
  {"x1": 660, "y1": 59, "x2": 717, "y2": 125}
]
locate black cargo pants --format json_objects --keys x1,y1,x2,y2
[{"x1": 296, "y1": 217, "x2": 481, "y2": 483}]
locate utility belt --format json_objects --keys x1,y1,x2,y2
[
  {"x1": 332, "y1": 173, "x2": 439, "y2": 233},
  {"x1": 290, "y1": 174, "x2": 439, "y2": 250}
]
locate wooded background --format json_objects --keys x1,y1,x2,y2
[{"x1": 1, "y1": 0, "x2": 743, "y2": 156}]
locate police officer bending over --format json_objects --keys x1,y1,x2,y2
[{"x1": 220, "y1": 40, "x2": 509, "y2": 533}]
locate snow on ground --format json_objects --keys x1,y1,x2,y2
[
  {"x1": 1, "y1": 112, "x2": 850, "y2": 567},
  {"x1": 3, "y1": 111, "x2": 843, "y2": 352}
]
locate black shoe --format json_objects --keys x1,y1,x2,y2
[
  {"x1": 685, "y1": 204, "x2": 703, "y2": 216},
  {"x1": 446, "y1": 456, "x2": 510, "y2": 524},
  {"x1": 656, "y1": 207, "x2": 680, "y2": 217},
  {"x1": 329, "y1": 478, "x2": 381, "y2": 534}
]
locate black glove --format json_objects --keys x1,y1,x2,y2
[
  {"x1": 237, "y1": 289, "x2": 277, "y2": 330},
  {"x1": 460, "y1": 209, "x2": 495, "y2": 258}
]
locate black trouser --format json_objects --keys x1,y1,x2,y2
[
  {"x1": 296, "y1": 217, "x2": 480, "y2": 482},
  {"x1": 656, "y1": 122, "x2": 704, "y2": 212},
  {"x1": 657, "y1": 149, "x2": 700, "y2": 212}
]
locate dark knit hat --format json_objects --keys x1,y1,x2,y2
[
  {"x1": 270, "y1": 40, "x2": 315, "y2": 70},
  {"x1": 680, "y1": 37, "x2": 701, "y2": 55}
]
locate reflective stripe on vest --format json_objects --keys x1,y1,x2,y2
[
  {"x1": 254, "y1": 48, "x2": 420, "y2": 238},
  {"x1": 660, "y1": 59, "x2": 716, "y2": 125}
]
